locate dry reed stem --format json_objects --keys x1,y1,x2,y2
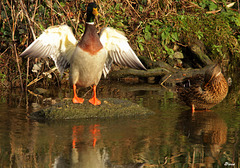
[
  {"x1": 27, "y1": 90, "x2": 43, "y2": 98},
  {"x1": 126, "y1": 0, "x2": 141, "y2": 19},
  {"x1": 6, "y1": 0, "x2": 24, "y2": 91},
  {"x1": 27, "y1": 67, "x2": 57, "y2": 87},
  {"x1": 19, "y1": 0, "x2": 38, "y2": 90},
  {"x1": 0, "y1": 47, "x2": 10, "y2": 57},
  {"x1": 19, "y1": 0, "x2": 36, "y2": 40},
  {"x1": 160, "y1": 74, "x2": 171, "y2": 86},
  {"x1": 55, "y1": 0, "x2": 76, "y2": 32}
]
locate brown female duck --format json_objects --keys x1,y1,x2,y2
[
  {"x1": 20, "y1": 2, "x2": 146, "y2": 105},
  {"x1": 176, "y1": 64, "x2": 228, "y2": 112}
]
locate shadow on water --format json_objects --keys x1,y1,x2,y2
[{"x1": 0, "y1": 74, "x2": 240, "y2": 167}]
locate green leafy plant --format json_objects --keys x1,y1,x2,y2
[{"x1": 1, "y1": 0, "x2": 240, "y2": 88}]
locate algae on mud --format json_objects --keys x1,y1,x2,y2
[{"x1": 29, "y1": 98, "x2": 154, "y2": 120}]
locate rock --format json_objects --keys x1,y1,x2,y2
[
  {"x1": 35, "y1": 88, "x2": 49, "y2": 94},
  {"x1": 173, "y1": 44, "x2": 180, "y2": 51},
  {"x1": 187, "y1": 38, "x2": 212, "y2": 67},
  {"x1": 169, "y1": 52, "x2": 184, "y2": 59},
  {"x1": 29, "y1": 98, "x2": 154, "y2": 120},
  {"x1": 122, "y1": 77, "x2": 139, "y2": 84},
  {"x1": 167, "y1": 57, "x2": 177, "y2": 67},
  {"x1": 167, "y1": 52, "x2": 184, "y2": 67},
  {"x1": 190, "y1": 44, "x2": 212, "y2": 65},
  {"x1": 148, "y1": 77, "x2": 155, "y2": 84}
]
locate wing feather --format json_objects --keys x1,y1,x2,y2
[
  {"x1": 100, "y1": 27, "x2": 146, "y2": 78},
  {"x1": 20, "y1": 25, "x2": 78, "y2": 75}
]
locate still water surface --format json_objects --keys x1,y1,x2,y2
[{"x1": 0, "y1": 78, "x2": 239, "y2": 168}]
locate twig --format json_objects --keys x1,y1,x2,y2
[
  {"x1": 238, "y1": 0, "x2": 240, "y2": 13},
  {"x1": 26, "y1": 57, "x2": 30, "y2": 90},
  {"x1": 0, "y1": 47, "x2": 10, "y2": 57},
  {"x1": 27, "y1": 90, "x2": 43, "y2": 98},
  {"x1": 31, "y1": 0, "x2": 39, "y2": 21},
  {"x1": 50, "y1": 0, "x2": 53, "y2": 25},
  {"x1": 19, "y1": 0, "x2": 36, "y2": 40},
  {"x1": 1, "y1": 1, "x2": 12, "y2": 32},
  {"x1": 46, "y1": 60, "x2": 60, "y2": 87},
  {"x1": 146, "y1": 45, "x2": 153, "y2": 61},
  {"x1": 27, "y1": 67, "x2": 57, "y2": 87},
  {"x1": 125, "y1": 0, "x2": 141, "y2": 19},
  {"x1": 19, "y1": 1, "x2": 43, "y2": 90},
  {"x1": 206, "y1": 9, "x2": 221, "y2": 14},
  {"x1": 14, "y1": 44, "x2": 24, "y2": 91},
  {"x1": 82, "y1": 87, "x2": 92, "y2": 98},
  {"x1": 55, "y1": 0, "x2": 76, "y2": 31},
  {"x1": 8, "y1": 0, "x2": 24, "y2": 91},
  {"x1": 160, "y1": 74, "x2": 172, "y2": 86}
]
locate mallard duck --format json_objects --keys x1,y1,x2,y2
[
  {"x1": 20, "y1": 2, "x2": 146, "y2": 105},
  {"x1": 176, "y1": 64, "x2": 228, "y2": 112}
]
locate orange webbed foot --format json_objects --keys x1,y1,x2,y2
[
  {"x1": 72, "y1": 84, "x2": 84, "y2": 104},
  {"x1": 72, "y1": 96, "x2": 84, "y2": 104},
  {"x1": 89, "y1": 85, "x2": 101, "y2": 106},
  {"x1": 89, "y1": 97, "x2": 101, "y2": 106},
  {"x1": 191, "y1": 104, "x2": 211, "y2": 115}
]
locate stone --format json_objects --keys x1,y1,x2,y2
[{"x1": 29, "y1": 98, "x2": 154, "y2": 120}]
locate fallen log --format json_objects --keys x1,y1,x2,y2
[{"x1": 109, "y1": 67, "x2": 172, "y2": 79}]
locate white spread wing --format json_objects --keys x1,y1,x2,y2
[
  {"x1": 20, "y1": 25, "x2": 78, "y2": 75},
  {"x1": 100, "y1": 27, "x2": 146, "y2": 78}
]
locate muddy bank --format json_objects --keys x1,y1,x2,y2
[{"x1": 29, "y1": 98, "x2": 154, "y2": 120}]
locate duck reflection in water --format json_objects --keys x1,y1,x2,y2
[
  {"x1": 178, "y1": 111, "x2": 228, "y2": 167},
  {"x1": 71, "y1": 124, "x2": 106, "y2": 168},
  {"x1": 53, "y1": 124, "x2": 106, "y2": 168},
  {"x1": 72, "y1": 124, "x2": 100, "y2": 148},
  {"x1": 53, "y1": 124, "x2": 145, "y2": 168}
]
